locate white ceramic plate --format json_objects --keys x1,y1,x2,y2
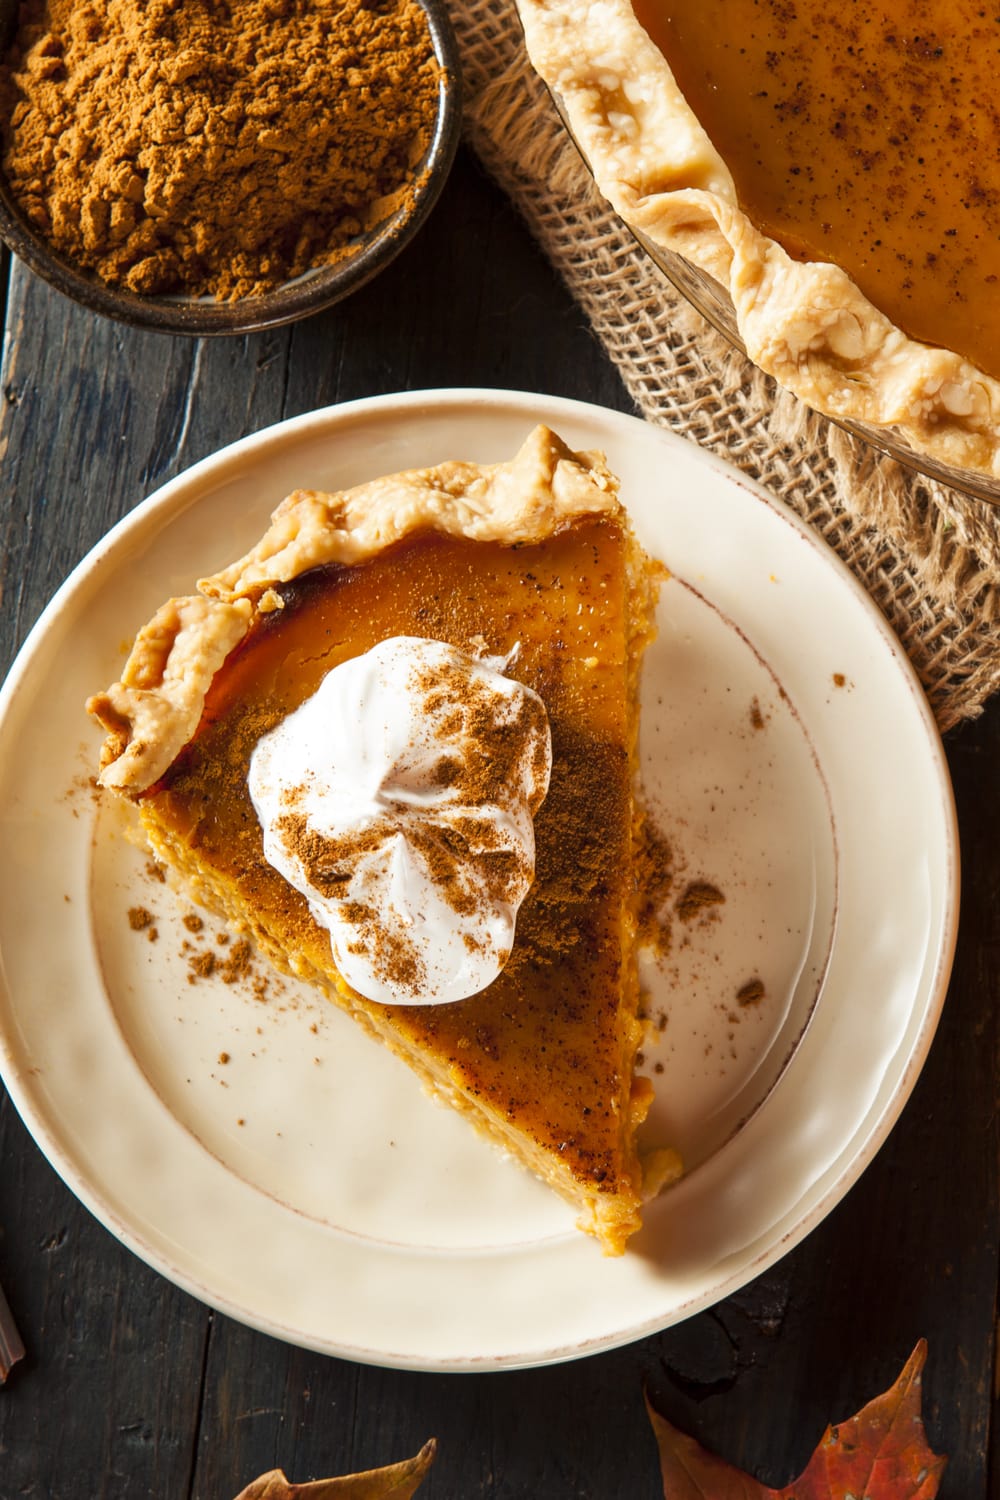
[{"x1": 0, "y1": 390, "x2": 958, "y2": 1370}]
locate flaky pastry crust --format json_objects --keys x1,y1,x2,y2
[
  {"x1": 515, "y1": 0, "x2": 1000, "y2": 478},
  {"x1": 87, "y1": 425, "x2": 621, "y2": 793}
]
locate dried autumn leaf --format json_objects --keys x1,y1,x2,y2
[
  {"x1": 232, "y1": 1438, "x2": 437, "y2": 1500},
  {"x1": 647, "y1": 1341, "x2": 946, "y2": 1500}
]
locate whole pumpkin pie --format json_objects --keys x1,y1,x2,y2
[
  {"x1": 515, "y1": 0, "x2": 1000, "y2": 477},
  {"x1": 87, "y1": 426, "x2": 679, "y2": 1255}
]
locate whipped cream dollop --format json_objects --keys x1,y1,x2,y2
[{"x1": 247, "y1": 636, "x2": 552, "y2": 1006}]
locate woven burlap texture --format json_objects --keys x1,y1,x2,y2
[{"x1": 452, "y1": 0, "x2": 1000, "y2": 732}]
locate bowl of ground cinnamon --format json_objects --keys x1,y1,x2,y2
[{"x1": 0, "y1": 0, "x2": 461, "y2": 335}]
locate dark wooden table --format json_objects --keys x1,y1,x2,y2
[{"x1": 0, "y1": 146, "x2": 995, "y2": 1500}]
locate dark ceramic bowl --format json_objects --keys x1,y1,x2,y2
[{"x1": 0, "y1": 0, "x2": 462, "y2": 336}]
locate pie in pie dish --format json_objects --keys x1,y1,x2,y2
[
  {"x1": 514, "y1": 0, "x2": 1000, "y2": 479},
  {"x1": 87, "y1": 426, "x2": 679, "y2": 1255}
]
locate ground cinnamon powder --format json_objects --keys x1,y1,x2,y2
[{"x1": 0, "y1": 0, "x2": 441, "y2": 299}]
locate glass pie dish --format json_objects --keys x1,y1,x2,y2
[
  {"x1": 521, "y1": 0, "x2": 1000, "y2": 506},
  {"x1": 636, "y1": 231, "x2": 1000, "y2": 506}
]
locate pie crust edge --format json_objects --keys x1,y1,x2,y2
[
  {"x1": 86, "y1": 424, "x2": 621, "y2": 794},
  {"x1": 515, "y1": 0, "x2": 1000, "y2": 479}
]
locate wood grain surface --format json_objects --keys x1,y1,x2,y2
[{"x1": 0, "y1": 147, "x2": 995, "y2": 1500}]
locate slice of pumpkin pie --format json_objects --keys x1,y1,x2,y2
[{"x1": 87, "y1": 425, "x2": 677, "y2": 1254}]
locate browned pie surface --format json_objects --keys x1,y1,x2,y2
[
  {"x1": 634, "y1": 0, "x2": 1000, "y2": 380},
  {"x1": 146, "y1": 517, "x2": 642, "y2": 1198}
]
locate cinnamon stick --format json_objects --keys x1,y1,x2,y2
[{"x1": 0, "y1": 1281, "x2": 24, "y2": 1383}]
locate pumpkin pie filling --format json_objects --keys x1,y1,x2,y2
[
  {"x1": 633, "y1": 0, "x2": 1000, "y2": 381},
  {"x1": 514, "y1": 0, "x2": 1000, "y2": 474},
  {"x1": 87, "y1": 429, "x2": 676, "y2": 1254}
]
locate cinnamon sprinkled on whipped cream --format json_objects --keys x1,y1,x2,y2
[{"x1": 247, "y1": 636, "x2": 552, "y2": 1006}]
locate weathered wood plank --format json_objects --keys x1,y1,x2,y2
[{"x1": 0, "y1": 1094, "x2": 211, "y2": 1498}]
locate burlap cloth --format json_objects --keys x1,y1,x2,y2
[{"x1": 450, "y1": 0, "x2": 1000, "y2": 732}]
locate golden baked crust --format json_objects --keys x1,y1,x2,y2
[
  {"x1": 88, "y1": 425, "x2": 619, "y2": 793},
  {"x1": 514, "y1": 0, "x2": 1000, "y2": 477},
  {"x1": 87, "y1": 426, "x2": 677, "y2": 1255}
]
